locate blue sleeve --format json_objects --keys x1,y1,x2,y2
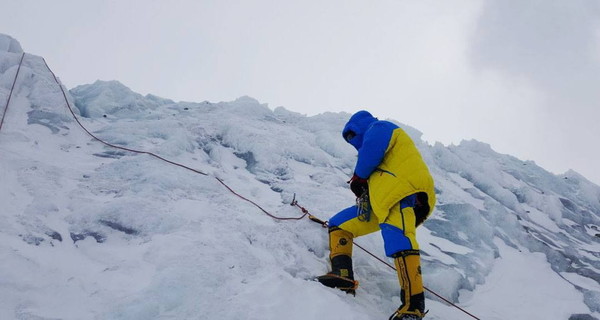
[{"x1": 354, "y1": 122, "x2": 395, "y2": 178}]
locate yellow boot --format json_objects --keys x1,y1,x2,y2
[
  {"x1": 317, "y1": 227, "x2": 358, "y2": 294},
  {"x1": 390, "y1": 250, "x2": 426, "y2": 319}
]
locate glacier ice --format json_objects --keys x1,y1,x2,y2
[{"x1": 1, "y1": 35, "x2": 599, "y2": 320}]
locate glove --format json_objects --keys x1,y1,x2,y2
[{"x1": 349, "y1": 174, "x2": 368, "y2": 198}]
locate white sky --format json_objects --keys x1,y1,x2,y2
[{"x1": 3, "y1": 0, "x2": 600, "y2": 185}]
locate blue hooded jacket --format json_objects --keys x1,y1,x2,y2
[
  {"x1": 342, "y1": 110, "x2": 436, "y2": 219},
  {"x1": 342, "y1": 111, "x2": 398, "y2": 179}
]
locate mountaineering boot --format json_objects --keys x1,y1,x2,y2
[
  {"x1": 388, "y1": 314, "x2": 424, "y2": 320},
  {"x1": 317, "y1": 255, "x2": 357, "y2": 294},
  {"x1": 389, "y1": 250, "x2": 426, "y2": 320},
  {"x1": 317, "y1": 227, "x2": 358, "y2": 294}
]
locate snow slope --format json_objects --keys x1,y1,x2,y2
[{"x1": 1, "y1": 34, "x2": 599, "y2": 320}]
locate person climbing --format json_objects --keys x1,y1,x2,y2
[{"x1": 317, "y1": 110, "x2": 436, "y2": 320}]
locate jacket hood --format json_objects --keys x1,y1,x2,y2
[{"x1": 342, "y1": 110, "x2": 378, "y2": 150}]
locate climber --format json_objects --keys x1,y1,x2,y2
[{"x1": 317, "y1": 110, "x2": 436, "y2": 320}]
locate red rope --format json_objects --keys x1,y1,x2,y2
[
  {"x1": 0, "y1": 52, "x2": 25, "y2": 133},
  {"x1": 41, "y1": 57, "x2": 308, "y2": 222},
  {"x1": 215, "y1": 177, "x2": 308, "y2": 221},
  {"x1": 41, "y1": 57, "x2": 209, "y2": 177}
]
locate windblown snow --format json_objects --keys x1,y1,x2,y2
[{"x1": 1, "y1": 34, "x2": 599, "y2": 320}]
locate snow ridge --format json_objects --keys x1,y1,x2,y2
[{"x1": 1, "y1": 35, "x2": 599, "y2": 320}]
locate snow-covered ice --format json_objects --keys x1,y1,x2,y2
[{"x1": 1, "y1": 33, "x2": 599, "y2": 320}]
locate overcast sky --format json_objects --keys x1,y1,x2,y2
[{"x1": 3, "y1": 0, "x2": 600, "y2": 185}]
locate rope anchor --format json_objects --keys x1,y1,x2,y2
[{"x1": 290, "y1": 193, "x2": 328, "y2": 227}]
